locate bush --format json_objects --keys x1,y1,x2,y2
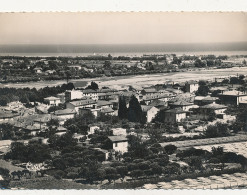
[{"x1": 164, "y1": 144, "x2": 177, "y2": 155}]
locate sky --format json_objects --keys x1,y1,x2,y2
[{"x1": 0, "y1": 12, "x2": 246, "y2": 44}]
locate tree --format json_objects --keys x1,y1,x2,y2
[
  {"x1": 104, "y1": 167, "x2": 119, "y2": 183},
  {"x1": 86, "y1": 81, "x2": 99, "y2": 90},
  {"x1": 128, "y1": 95, "x2": 142, "y2": 123},
  {"x1": 130, "y1": 169, "x2": 144, "y2": 180},
  {"x1": 164, "y1": 144, "x2": 177, "y2": 155},
  {"x1": 118, "y1": 96, "x2": 128, "y2": 119},
  {"x1": 147, "y1": 128, "x2": 163, "y2": 143},
  {"x1": 205, "y1": 122, "x2": 230, "y2": 138},
  {"x1": 186, "y1": 156, "x2": 202, "y2": 170},
  {"x1": 150, "y1": 163, "x2": 162, "y2": 176},
  {"x1": 196, "y1": 80, "x2": 210, "y2": 96},
  {"x1": 47, "y1": 118, "x2": 59, "y2": 127},
  {"x1": 116, "y1": 166, "x2": 128, "y2": 181}
]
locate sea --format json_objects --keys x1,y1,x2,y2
[{"x1": 1, "y1": 43, "x2": 247, "y2": 57}]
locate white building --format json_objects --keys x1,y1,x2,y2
[
  {"x1": 65, "y1": 90, "x2": 83, "y2": 102},
  {"x1": 185, "y1": 81, "x2": 199, "y2": 93},
  {"x1": 164, "y1": 109, "x2": 188, "y2": 123},
  {"x1": 198, "y1": 103, "x2": 227, "y2": 120},
  {"x1": 169, "y1": 100, "x2": 195, "y2": 111},
  {"x1": 108, "y1": 136, "x2": 128, "y2": 153},
  {"x1": 44, "y1": 96, "x2": 61, "y2": 106},
  {"x1": 141, "y1": 105, "x2": 160, "y2": 123},
  {"x1": 54, "y1": 108, "x2": 77, "y2": 121},
  {"x1": 66, "y1": 99, "x2": 97, "y2": 113},
  {"x1": 111, "y1": 128, "x2": 127, "y2": 136},
  {"x1": 82, "y1": 89, "x2": 98, "y2": 100}
]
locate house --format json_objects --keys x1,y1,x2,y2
[
  {"x1": 44, "y1": 96, "x2": 61, "y2": 106},
  {"x1": 54, "y1": 108, "x2": 76, "y2": 121},
  {"x1": 141, "y1": 94, "x2": 175, "y2": 105},
  {"x1": 55, "y1": 126, "x2": 67, "y2": 136},
  {"x1": 111, "y1": 128, "x2": 127, "y2": 136},
  {"x1": 197, "y1": 103, "x2": 227, "y2": 120},
  {"x1": 169, "y1": 100, "x2": 194, "y2": 111},
  {"x1": 82, "y1": 89, "x2": 98, "y2": 100},
  {"x1": 68, "y1": 65, "x2": 82, "y2": 70},
  {"x1": 35, "y1": 104, "x2": 50, "y2": 114},
  {"x1": 66, "y1": 99, "x2": 97, "y2": 113},
  {"x1": 56, "y1": 93, "x2": 65, "y2": 103},
  {"x1": 164, "y1": 109, "x2": 188, "y2": 123},
  {"x1": 100, "y1": 107, "x2": 116, "y2": 116},
  {"x1": 108, "y1": 136, "x2": 128, "y2": 153},
  {"x1": 201, "y1": 97, "x2": 219, "y2": 105},
  {"x1": 148, "y1": 99, "x2": 167, "y2": 109},
  {"x1": 98, "y1": 93, "x2": 111, "y2": 101},
  {"x1": 65, "y1": 90, "x2": 83, "y2": 102},
  {"x1": 141, "y1": 88, "x2": 157, "y2": 95},
  {"x1": 23, "y1": 124, "x2": 45, "y2": 136},
  {"x1": 141, "y1": 105, "x2": 160, "y2": 123},
  {"x1": 88, "y1": 125, "x2": 100, "y2": 135},
  {"x1": 0, "y1": 110, "x2": 19, "y2": 123},
  {"x1": 34, "y1": 67, "x2": 42, "y2": 73},
  {"x1": 96, "y1": 100, "x2": 114, "y2": 110},
  {"x1": 185, "y1": 81, "x2": 199, "y2": 93},
  {"x1": 218, "y1": 91, "x2": 247, "y2": 105}
]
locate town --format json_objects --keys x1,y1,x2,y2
[
  {"x1": 0, "y1": 54, "x2": 246, "y2": 84},
  {"x1": 1, "y1": 54, "x2": 247, "y2": 189}
]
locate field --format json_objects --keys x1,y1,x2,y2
[
  {"x1": 143, "y1": 173, "x2": 247, "y2": 189},
  {"x1": 1, "y1": 67, "x2": 247, "y2": 90}
]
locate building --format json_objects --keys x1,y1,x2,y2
[
  {"x1": 198, "y1": 103, "x2": 227, "y2": 120},
  {"x1": 66, "y1": 99, "x2": 97, "y2": 113},
  {"x1": 56, "y1": 93, "x2": 65, "y2": 103},
  {"x1": 82, "y1": 89, "x2": 98, "y2": 100},
  {"x1": 111, "y1": 128, "x2": 127, "y2": 136},
  {"x1": 96, "y1": 100, "x2": 114, "y2": 110},
  {"x1": 185, "y1": 81, "x2": 199, "y2": 93},
  {"x1": 141, "y1": 105, "x2": 160, "y2": 123},
  {"x1": 44, "y1": 96, "x2": 61, "y2": 106},
  {"x1": 141, "y1": 88, "x2": 158, "y2": 96},
  {"x1": 164, "y1": 109, "x2": 188, "y2": 123},
  {"x1": 169, "y1": 100, "x2": 194, "y2": 111},
  {"x1": 33, "y1": 67, "x2": 42, "y2": 73},
  {"x1": 65, "y1": 90, "x2": 83, "y2": 102},
  {"x1": 218, "y1": 91, "x2": 247, "y2": 105},
  {"x1": 100, "y1": 107, "x2": 116, "y2": 116},
  {"x1": 54, "y1": 108, "x2": 77, "y2": 121},
  {"x1": 0, "y1": 110, "x2": 19, "y2": 123},
  {"x1": 108, "y1": 136, "x2": 128, "y2": 153},
  {"x1": 88, "y1": 125, "x2": 100, "y2": 135}
]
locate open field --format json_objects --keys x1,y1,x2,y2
[
  {"x1": 143, "y1": 172, "x2": 247, "y2": 189},
  {"x1": 160, "y1": 135, "x2": 247, "y2": 148},
  {"x1": 1, "y1": 67, "x2": 247, "y2": 90}
]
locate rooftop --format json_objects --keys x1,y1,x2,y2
[
  {"x1": 108, "y1": 136, "x2": 128, "y2": 142},
  {"x1": 170, "y1": 100, "x2": 193, "y2": 106},
  {"x1": 141, "y1": 105, "x2": 154, "y2": 112},
  {"x1": 69, "y1": 99, "x2": 96, "y2": 107},
  {"x1": 200, "y1": 103, "x2": 227, "y2": 110},
  {"x1": 165, "y1": 109, "x2": 188, "y2": 114},
  {"x1": 101, "y1": 107, "x2": 114, "y2": 113},
  {"x1": 54, "y1": 108, "x2": 77, "y2": 115},
  {"x1": 97, "y1": 100, "x2": 113, "y2": 107},
  {"x1": 44, "y1": 96, "x2": 60, "y2": 101},
  {"x1": 220, "y1": 90, "x2": 247, "y2": 97}
]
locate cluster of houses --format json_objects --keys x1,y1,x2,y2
[{"x1": 1, "y1": 76, "x2": 247, "y2": 158}]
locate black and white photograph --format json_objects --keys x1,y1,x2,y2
[{"x1": 0, "y1": 11, "x2": 247, "y2": 190}]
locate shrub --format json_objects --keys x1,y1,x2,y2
[{"x1": 164, "y1": 144, "x2": 177, "y2": 155}]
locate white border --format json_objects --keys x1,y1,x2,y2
[
  {"x1": 1, "y1": 0, "x2": 247, "y2": 194},
  {"x1": 0, "y1": 0, "x2": 247, "y2": 12}
]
